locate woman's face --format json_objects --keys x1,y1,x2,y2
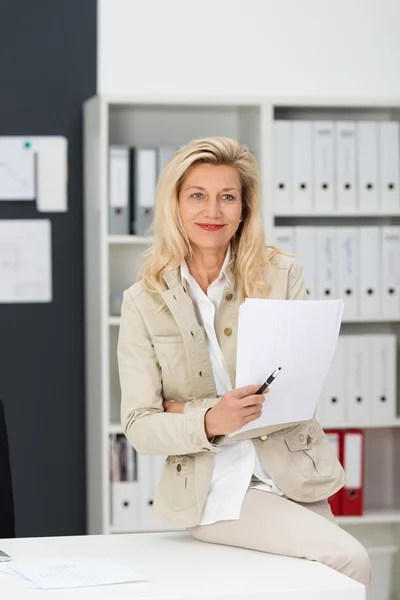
[{"x1": 178, "y1": 163, "x2": 242, "y2": 251}]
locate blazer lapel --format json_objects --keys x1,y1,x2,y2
[
  {"x1": 215, "y1": 281, "x2": 240, "y2": 389},
  {"x1": 162, "y1": 269, "x2": 217, "y2": 399}
]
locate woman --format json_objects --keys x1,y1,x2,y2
[{"x1": 117, "y1": 137, "x2": 371, "y2": 587}]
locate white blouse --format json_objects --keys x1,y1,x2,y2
[{"x1": 180, "y1": 249, "x2": 283, "y2": 526}]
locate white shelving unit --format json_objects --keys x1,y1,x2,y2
[{"x1": 84, "y1": 95, "x2": 400, "y2": 596}]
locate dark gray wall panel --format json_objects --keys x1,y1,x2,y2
[{"x1": 0, "y1": 0, "x2": 96, "y2": 536}]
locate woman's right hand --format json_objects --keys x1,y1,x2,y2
[{"x1": 205, "y1": 385, "x2": 268, "y2": 437}]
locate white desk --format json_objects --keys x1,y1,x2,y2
[{"x1": 0, "y1": 532, "x2": 364, "y2": 599}]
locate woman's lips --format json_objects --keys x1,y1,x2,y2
[{"x1": 196, "y1": 224, "x2": 225, "y2": 231}]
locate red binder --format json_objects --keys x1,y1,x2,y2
[
  {"x1": 342, "y1": 429, "x2": 364, "y2": 516},
  {"x1": 324, "y1": 430, "x2": 343, "y2": 516}
]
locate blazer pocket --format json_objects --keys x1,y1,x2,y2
[
  {"x1": 158, "y1": 455, "x2": 197, "y2": 512},
  {"x1": 284, "y1": 420, "x2": 335, "y2": 479}
]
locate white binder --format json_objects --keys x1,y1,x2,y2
[
  {"x1": 273, "y1": 121, "x2": 292, "y2": 213},
  {"x1": 345, "y1": 335, "x2": 370, "y2": 423},
  {"x1": 337, "y1": 227, "x2": 358, "y2": 319},
  {"x1": 382, "y1": 226, "x2": 400, "y2": 315},
  {"x1": 133, "y1": 148, "x2": 157, "y2": 235},
  {"x1": 370, "y1": 335, "x2": 397, "y2": 423},
  {"x1": 357, "y1": 122, "x2": 379, "y2": 211},
  {"x1": 314, "y1": 121, "x2": 335, "y2": 212},
  {"x1": 157, "y1": 146, "x2": 178, "y2": 177},
  {"x1": 111, "y1": 482, "x2": 140, "y2": 531},
  {"x1": 292, "y1": 121, "x2": 313, "y2": 212},
  {"x1": 359, "y1": 227, "x2": 381, "y2": 315},
  {"x1": 294, "y1": 227, "x2": 316, "y2": 299},
  {"x1": 319, "y1": 337, "x2": 346, "y2": 425},
  {"x1": 335, "y1": 122, "x2": 357, "y2": 213},
  {"x1": 316, "y1": 227, "x2": 337, "y2": 299},
  {"x1": 108, "y1": 146, "x2": 130, "y2": 235},
  {"x1": 273, "y1": 227, "x2": 294, "y2": 253},
  {"x1": 138, "y1": 455, "x2": 170, "y2": 531},
  {"x1": 379, "y1": 122, "x2": 400, "y2": 212}
]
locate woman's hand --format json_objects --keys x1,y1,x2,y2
[
  {"x1": 163, "y1": 400, "x2": 184, "y2": 414},
  {"x1": 205, "y1": 385, "x2": 268, "y2": 437}
]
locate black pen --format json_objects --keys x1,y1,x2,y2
[{"x1": 256, "y1": 367, "x2": 282, "y2": 395}]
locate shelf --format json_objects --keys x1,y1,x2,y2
[
  {"x1": 108, "y1": 524, "x2": 182, "y2": 534},
  {"x1": 108, "y1": 315, "x2": 400, "y2": 327},
  {"x1": 109, "y1": 317, "x2": 121, "y2": 326},
  {"x1": 110, "y1": 420, "x2": 400, "y2": 433},
  {"x1": 337, "y1": 509, "x2": 400, "y2": 526},
  {"x1": 110, "y1": 512, "x2": 400, "y2": 532},
  {"x1": 341, "y1": 315, "x2": 400, "y2": 323},
  {"x1": 109, "y1": 423, "x2": 124, "y2": 434},
  {"x1": 108, "y1": 235, "x2": 153, "y2": 245},
  {"x1": 320, "y1": 421, "x2": 400, "y2": 429},
  {"x1": 274, "y1": 211, "x2": 400, "y2": 218}
]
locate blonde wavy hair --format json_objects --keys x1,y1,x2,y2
[{"x1": 139, "y1": 136, "x2": 278, "y2": 300}]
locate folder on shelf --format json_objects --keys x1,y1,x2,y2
[
  {"x1": 292, "y1": 121, "x2": 313, "y2": 212},
  {"x1": 342, "y1": 430, "x2": 364, "y2": 516},
  {"x1": 273, "y1": 120, "x2": 292, "y2": 213},
  {"x1": 157, "y1": 146, "x2": 178, "y2": 178},
  {"x1": 108, "y1": 146, "x2": 130, "y2": 235},
  {"x1": 337, "y1": 227, "x2": 358, "y2": 318},
  {"x1": 379, "y1": 122, "x2": 400, "y2": 212},
  {"x1": 294, "y1": 227, "x2": 316, "y2": 299},
  {"x1": 314, "y1": 121, "x2": 335, "y2": 212},
  {"x1": 316, "y1": 227, "x2": 337, "y2": 299},
  {"x1": 131, "y1": 148, "x2": 157, "y2": 235},
  {"x1": 359, "y1": 226, "x2": 381, "y2": 316},
  {"x1": 370, "y1": 334, "x2": 397, "y2": 423},
  {"x1": 345, "y1": 336, "x2": 370, "y2": 423},
  {"x1": 335, "y1": 122, "x2": 357, "y2": 213},
  {"x1": 319, "y1": 337, "x2": 346, "y2": 425},
  {"x1": 382, "y1": 226, "x2": 400, "y2": 316},
  {"x1": 357, "y1": 122, "x2": 379, "y2": 211},
  {"x1": 137, "y1": 455, "x2": 167, "y2": 531},
  {"x1": 111, "y1": 481, "x2": 140, "y2": 530},
  {"x1": 325, "y1": 430, "x2": 343, "y2": 516},
  {"x1": 273, "y1": 226, "x2": 294, "y2": 254}
]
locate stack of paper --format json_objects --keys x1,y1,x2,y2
[
  {"x1": 0, "y1": 557, "x2": 147, "y2": 590},
  {"x1": 233, "y1": 299, "x2": 344, "y2": 436}
]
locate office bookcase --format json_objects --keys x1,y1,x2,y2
[{"x1": 84, "y1": 95, "x2": 400, "y2": 597}]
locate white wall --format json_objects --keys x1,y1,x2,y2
[{"x1": 98, "y1": 0, "x2": 400, "y2": 98}]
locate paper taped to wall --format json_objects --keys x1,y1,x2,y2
[
  {"x1": 0, "y1": 139, "x2": 35, "y2": 200},
  {"x1": 0, "y1": 220, "x2": 52, "y2": 303},
  {"x1": 0, "y1": 136, "x2": 68, "y2": 211}
]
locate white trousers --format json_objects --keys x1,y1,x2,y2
[{"x1": 189, "y1": 489, "x2": 371, "y2": 589}]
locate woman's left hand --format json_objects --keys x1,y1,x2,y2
[{"x1": 163, "y1": 400, "x2": 184, "y2": 414}]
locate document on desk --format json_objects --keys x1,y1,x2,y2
[
  {"x1": 232, "y1": 299, "x2": 344, "y2": 436},
  {"x1": 5, "y1": 557, "x2": 148, "y2": 589}
]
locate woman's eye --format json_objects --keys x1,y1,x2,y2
[
  {"x1": 222, "y1": 194, "x2": 235, "y2": 201},
  {"x1": 192, "y1": 193, "x2": 203, "y2": 199}
]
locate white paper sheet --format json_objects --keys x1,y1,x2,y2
[
  {"x1": 0, "y1": 219, "x2": 52, "y2": 303},
  {"x1": 233, "y1": 299, "x2": 344, "y2": 436},
  {"x1": 0, "y1": 136, "x2": 68, "y2": 211},
  {"x1": 0, "y1": 563, "x2": 39, "y2": 589},
  {"x1": 7, "y1": 556, "x2": 147, "y2": 590},
  {"x1": 0, "y1": 139, "x2": 35, "y2": 200},
  {"x1": 28, "y1": 137, "x2": 68, "y2": 212}
]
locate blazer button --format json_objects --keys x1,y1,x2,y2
[
  {"x1": 259, "y1": 435, "x2": 268, "y2": 441},
  {"x1": 224, "y1": 327, "x2": 232, "y2": 336},
  {"x1": 306, "y1": 435, "x2": 312, "y2": 445},
  {"x1": 226, "y1": 293, "x2": 233, "y2": 301},
  {"x1": 176, "y1": 464, "x2": 182, "y2": 473}
]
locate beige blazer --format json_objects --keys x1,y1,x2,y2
[{"x1": 117, "y1": 253, "x2": 346, "y2": 527}]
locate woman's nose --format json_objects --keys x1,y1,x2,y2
[{"x1": 204, "y1": 197, "x2": 220, "y2": 218}]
